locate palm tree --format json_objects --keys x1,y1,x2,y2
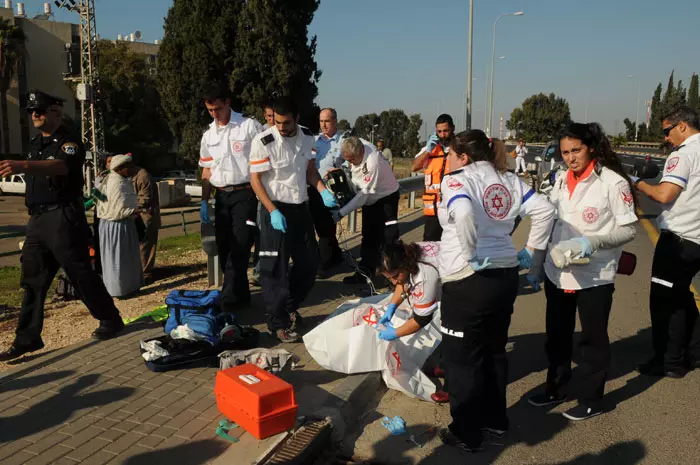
[{"x1": 0, "y1": 19, "x2": 26, "y2": 156}]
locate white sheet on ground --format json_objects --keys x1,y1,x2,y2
[{"x1": 303, "y1": 293, "x2": 442, "y2": 402}]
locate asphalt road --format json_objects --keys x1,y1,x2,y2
[{"x1": 346, "y1": 214, "x2": 700, "y2": 465}]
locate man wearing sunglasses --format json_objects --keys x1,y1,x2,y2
[
  {"x1": 633, "y1": 106, "x2": 700, "y2": 378},
  {"x1": 0, "y1": 90, "x2": 125, "y2": 361}
]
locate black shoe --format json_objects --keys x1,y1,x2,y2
[
  {"x1": 289, "y1": 311, "x2": 304, "y2": 332},
  {"x1": 636, "y1": 361, "x2": 687, "y2": 378},
  {"x1": 482, "y1": 426, "x2": 507, "y2": 439},
  {"x1": 92, "y1": 319, "x2": 125, "y2": 340},
  {"x1": 528, "y1": 392, "x2": 566, "y2": 407},
  {"x1": 689, "y1": 359, "x2": 700, "y2": 370},
  {"x1": 438, "y1": 428, "x2": 482, "y2": 453},
  {"x1": 0, "y1": 341, "x2": 45, "y2": 361},
  {"x1": 343, "y1": 272, "x2": 371, "y2": 285},
  {"x1": 562, "y1": 403, "x2": 603, "y2": 421}
]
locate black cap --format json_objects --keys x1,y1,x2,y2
[{"x1": 26, "y1": 89, "x2": 65, "y2": 112}]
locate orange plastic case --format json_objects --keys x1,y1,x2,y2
[{"x1": 214, "y1": 364, "x2": 298, "y2": 440}]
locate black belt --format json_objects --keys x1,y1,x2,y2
[
  {"x1": 216, "y1": 183, "x2": 251, "y2": 192},
  {"x1": 28, "y1": 199, "x2": 80, "y2": 216}
]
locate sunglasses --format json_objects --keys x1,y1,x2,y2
[
  {"x1": 662, "y1": 122, "x2": 680, "y2": 137},
  {"x1": 26, "y1": 108, "x2": 48, "y2": 116}
]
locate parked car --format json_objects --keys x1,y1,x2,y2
[{"x1": 0, "y1": 174, "x2": 26, "y2": 195}]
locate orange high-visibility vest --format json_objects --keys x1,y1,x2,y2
[{"x1": 421, "y1": 145, "x2": 450, "y2": 216}]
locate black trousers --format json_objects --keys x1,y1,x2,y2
[
  {"x1": 650, "y1": 230, "x2": 700, "y2": 369},
  {"x1": 544, "y1": 278, "x2": 614, "y2": 405},
  {"x1": 259, "y1": 201, "x2": 318, "y2": 331},
  {"x1": 307, "y1": 186, "x2": 342, "y2": 269},
  {"x1": 360, "y1": 190, "x2": 400, "y2": 274},
  {"x1": 16, "y1": 203, "x2": 121, "y2": 346},
  {"x1": 423, "y1": 215, "x2": 443, "y2": 242},
  {"x1": 214, "y1": 188, "x2": 258, "y2": 310},
  {"x1": 440, "y1": 267, "x2": 518, "y2": 448}
]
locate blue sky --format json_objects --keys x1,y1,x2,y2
[{"x1": 38, "y1": 0, "x2": 700, "y2": 138}]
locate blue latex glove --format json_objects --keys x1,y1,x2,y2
[
  {"x1": 378, "y1": 303, "x2": 398, "y2": 325},
  {"x1": 526, "y1": 274, "x2": 541, "y2": 292},
  {"x1": 570, "y1": 236, "x2": 593, "y2": 258},
  {"x1": 426, "y1": 134, "x2": 440, "y2": 153},
  {"x1": 200, "y1": 200, "x2": 212, "y2": 224},
  {"x1": 270, "y1": 209, "x2": 287, "y2": 233},
  {"x1": 381, "y1": 416, "x2": 407, "y2": 435},
  {"x1": 320, "y1": 189, "x2": 338, "y2": 208},
  {"x1": 630, "y1": 175, "x2": 640, "y2": 184},
  {"x1": 378, "y1": 325, "x2": 398, "y2": 341},
  {"x1": 517, "y1": 248, "x2": 533, "y2": 270},
  {"x1": 469, "y1": 257, "x2": 491, "y2": 271}
]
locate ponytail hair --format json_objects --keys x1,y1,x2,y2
[
  {"x1": 558, "y1": 122, "x2": 637, "y2": 207},
  {"x1": 382, "y1": 241, "x2": 422, "y2": 277},
  {"x1": 449, "y1": 130, "x2": 509, "y2": 172}
]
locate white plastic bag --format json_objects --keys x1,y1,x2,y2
[{"x1": 303, "y1": 294, "x2": 442, "y2": 402}]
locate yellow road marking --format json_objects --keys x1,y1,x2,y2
[{"x1": 638, "y1": 210, "x2": 699, "y2": 301}]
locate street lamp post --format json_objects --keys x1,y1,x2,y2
[
  {"x1": 626, "y1": 74, "x2": 641, "y2": 142},
  {"x1": 466, "y1": 0, "x2": 474, "y2": 130},
  {"x1": 487, "y1": 11, "x2": 524, "y2": 137}
]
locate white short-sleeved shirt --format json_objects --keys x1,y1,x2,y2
[
  {"x1": 249, "y1": 125, "x2": 316, "y2": 204},
  {"x1": 515, "y1": 145, "x2": 528, "y2": 157},
  {"x1": 199, "y1": 110, "x2": 262, "y2": 187},
  {"x1": 407, "y1": 242, "x2": 441, "y2": 317},
  {"x1": 438, "y1": 162, "x2": 555, "y2": 277},
  {"x1": 339, "y1": 140, "x2": 399, "y2": 216},
  {"x1": 545, "y1": 164, "x2": 638, "y2": 290},
  {"x1": 656, "y1": 133, "x2": 700, "y2": 245}
]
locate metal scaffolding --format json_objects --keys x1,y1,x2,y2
[{"x1": 56, "y1": 0, "x2": 105, "y2": 190}]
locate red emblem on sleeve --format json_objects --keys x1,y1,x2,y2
[
  {"x1": 620, "y1": 185, "x2": 633, "y2": 207},
  {"x1": 582, "y1": 207, "x2": 600, "y2": 224},
  {"x1": 446, "y1": 178, "x2": 463, "y2": 190},
  {"x1": 421, "y1": 242, "x2": 440, "y2": 257},
  {"x1": 482, "y1": 184, "x2": 512, "y2": 219},
  {"x1": 363, "y1": 174, "x2": 372, "y2": 183},
  {"x1": 666, "y1": 156, "x2": 679, "y2": 173},
  {"x1": 412, "y1": 283, "x2": 424, "y2": 299}
]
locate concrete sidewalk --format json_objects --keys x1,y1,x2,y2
[{"x1": 0, "y1": 209, "x2": 425, "y2": 465}]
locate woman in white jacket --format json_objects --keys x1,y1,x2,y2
[{"x1": 96, "y1": 154, "x2": 143, "y2": 297}]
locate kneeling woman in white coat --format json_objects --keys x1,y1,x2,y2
[{"x1": 437, "y1": 130, "x2": 556, "y2": 452}]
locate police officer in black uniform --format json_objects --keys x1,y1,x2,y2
[{"x1": 0, "y1": 90, "x2": 124, "y2": 361}]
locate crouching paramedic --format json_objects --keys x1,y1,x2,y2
[
  {"x1": 331, "y1": 137, "x2": 400, "y2": 284},
  {"x1": 249, "y1": 97, "x2": 338, "y2": 343}
]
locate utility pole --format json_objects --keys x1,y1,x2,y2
[
  {"x1": 57, "y1": 0, "x2": 105, "y2": 192},
  {"x1": 466, "y1": 0, "x2": 473, "y2": 130}
]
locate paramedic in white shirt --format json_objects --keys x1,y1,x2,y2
[
  {"x1": 249, "y1": 97, "x2": 338, "y2": 343},
  {"x1": 527, "y1": 122, "x2": 638, "y2": 422},
  {"x1": 634, "y1": 106, "x2": 700, "y2": 379},
  {"x1": 332, "y1": 136, "x2": 400, "y2": 284},
  {"x1": 436, "y1": 130, "x2": 555, "y2": 452},
  {"x1": 515, "y1": 139, "x2": 528, "y2": 175},
  {"x1": 198, "y1": 84, "x2": 263, "y2": 312},
  {"x1": 376, "y1": 240, "x2": 449, "y2": 404}
]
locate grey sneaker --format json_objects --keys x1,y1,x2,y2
[{"x1": 275, "y1": 328, "x2": 301, "y2": 343}]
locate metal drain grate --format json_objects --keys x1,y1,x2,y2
[{"x1": 265, "y1": 419, "x2": 332, "y2": 465}]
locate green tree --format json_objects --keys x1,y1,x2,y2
[
  {"x1": 648, "y1": 83, "x2": 663, "y2": 140},
  {"x1": 337, "y1": 119, "x2": 352, "y2": 132},
  {"x1": 353, "y1": 113, "x2": 380, "y2": 140},
  {"x1": 157, "y1": 0, "x2": 246, "y2": 162},
  {"x1": 623, "y1": 118, "x2": 636, "y2": 141},
  {"x1": 0, "y1": 18, "x2": 25, "y2": 156},
  {"x1": 98, "y1": 41, "x2": 173, "y2": 167},
  {"x1": 506, "y1": 93, "x2": 571, "y2": 142},
  {"x1": 377, "y1": 109, "x2": 411, "y2": 155},
  {"x1": 688, "y1": 73, "x2": 699, "y2": 115},
  {"x1": 406, "y1": 113, "x2": 423, "y2": 157},
  {"x1": 232, "y1": 0, "x2": 321, "y2": 131}
]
